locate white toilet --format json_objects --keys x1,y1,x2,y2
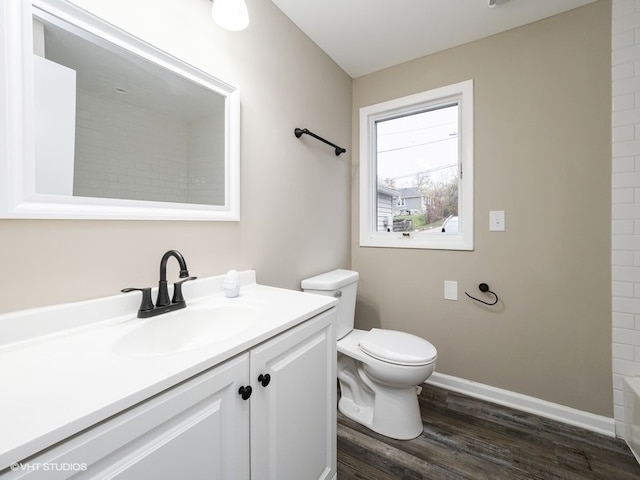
[{"x1": 301, "y1": 269, "x2": 437, "y2": 440}]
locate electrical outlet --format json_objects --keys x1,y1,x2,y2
[{"x1": 444, "y1": 281, "x2": 458, "y2": 300}]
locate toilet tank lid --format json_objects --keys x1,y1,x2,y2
[
  {"x1": 359, "y1": 329, "x2": 437, "y2": 366},
  {"x1": 301, "y1": 269, "x2": 359, "y2": 291}
]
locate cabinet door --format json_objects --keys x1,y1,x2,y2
[
  {"x1": 104, "y1": 354, "x2": 251, "y2": 480},
  {"x1": 250, "y1": 309, "x2": 337, "y2": 480},
  {"x1": 5, "y1": 354, "x2": 251, "y2": 480}
]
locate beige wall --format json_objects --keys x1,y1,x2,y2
[
  {"x1": 352, "y1": 1, "x2": 612, "y2": 416},
  {"x1": 0, "y1": 0, "x2": 352, "y2": 313}
]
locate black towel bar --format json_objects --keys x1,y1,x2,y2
[{"x1": 294, "y1": 128, "x2": 346, "y2": 156}]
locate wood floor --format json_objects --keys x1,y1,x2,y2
[{"x1": 337, "y1": 384, "x2": 640, "y2": 480}]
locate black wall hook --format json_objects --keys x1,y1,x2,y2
[
  {"x1": 465, "y1": 283, "x2": 499, "y2": 306},
  {"x1": 295, "y1": 128, "x2": 346, "y2": 156}
]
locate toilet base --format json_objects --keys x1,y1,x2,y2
[{"x1": 337, "y1": 375, "x2": 424, "y2": 440}]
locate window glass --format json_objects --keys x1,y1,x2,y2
[
  {"x1": 376, "y1": 104, "x2": 459, "y2": 233},
  {"x1": 359, "y1": 80, "x2": 473, "y2": 250}
]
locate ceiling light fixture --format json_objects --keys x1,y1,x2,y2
[
  {"x1": 211, "y1": 0, "x2": 249, "y2": 31},
  {"x1": 488, "y1": 0, "x2": 510, "y2": 7}
]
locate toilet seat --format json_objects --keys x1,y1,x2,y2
[{"x1": 359, "y1": 328, "x2": 437, "y2": 366}]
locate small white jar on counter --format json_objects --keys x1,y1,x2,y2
[{"x1": 223, "y1": 269, "x2": 241, "y2": 298}]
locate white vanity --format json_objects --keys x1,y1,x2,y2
[{"x1": 0, "y1": 271, "x2": 337, "y2": 479}]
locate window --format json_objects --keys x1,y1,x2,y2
[{"x1": 359, "y1": 80, "x2": 474, "y2": 250}]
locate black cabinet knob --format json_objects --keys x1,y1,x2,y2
[
  {"x1": 258, "y1": 373, "x2": 271, "y2": 387},
  {"x1": 238, "y1": 385, "x2": 252, "y2": 400}
]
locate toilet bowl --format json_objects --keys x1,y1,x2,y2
[{"x1": 301, "y1": 269, "x2": 437, "y2": 440}]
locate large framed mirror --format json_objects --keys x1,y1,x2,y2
[{"x1": 0, "y1": 0, "x2": 240, "y2": 220}]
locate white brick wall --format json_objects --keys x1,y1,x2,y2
[
  {"x1": 72, "y1": 91, "x2": 225, "y2": 206},
  {"x1": 612, "y1": 0, "x2": 640, "y2": 437},
  {"x1": 187, "y1": 113, "x2": 225, "y2": 205},
  {"x1": 74, "y1": 91, "x2": 189, "y2": 203}
]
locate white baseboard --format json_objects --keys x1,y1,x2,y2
[{"x1": 425, "y1": 372, "x2": 616, "y2": 438}]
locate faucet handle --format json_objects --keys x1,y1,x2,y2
[
  {"x1": 121, "y1": 287, "x2": 154, "y2": 312},
  {"x1": 172, "y1": 277, "x2": 198, "y2": 304}
]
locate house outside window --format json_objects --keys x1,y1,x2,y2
[
  {"x1": 377, "y1": 183, "x2": 400, "y2": 232},
  {"x1": 395, "y1": 187, "x2": 423, "y2": 215},
  {"x1": 359, "y1": 80, "x2": 474, "y2": 250}
]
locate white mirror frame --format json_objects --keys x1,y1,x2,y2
[{"x1": 0, "y1": 0, "x2": 240, "y2": 221}]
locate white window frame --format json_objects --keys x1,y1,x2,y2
[{"x1": 359, "y1": 80, "x2": 474, "y2": 250}]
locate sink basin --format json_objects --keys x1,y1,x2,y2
[{"x1": 112, "y1": 304, "x2": 260, "y2": 357}]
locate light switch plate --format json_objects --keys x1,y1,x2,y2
[
  {"x1": 444, "y1": 280, "x2": 458, "y2": 300},
  {"x1": 490, "y1": 210, "x2": 505, "y2": 231}
]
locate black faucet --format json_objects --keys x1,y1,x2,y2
[
  {"x1": 122, "y1": 249, "x2": 197, "y2": 318},
  {"x1": 156, "y1": 249, "x2": 189, "y2": 307}
]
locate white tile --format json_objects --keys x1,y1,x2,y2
[
  {"x1": 614, "y1": 281, "x2": 635, "y2": 297},
  {"x1": 614, "y1": 235, "x2": 640, "y2": 252},
  {"x1": 614, "y1": 388, "x2": 625, "y2": 406},
  {"x1": 614, "y1": 219, "x2": 635, "y2": 236},
  {"x1": 614, "y1": 204, "x2": 640, "y2": 220},
  {"x1": 613, "y1": 171, "x2": 640, "y2": 189},
  {"x1": 615, "y1": 0, "x2": 635, "y2": 18},
  {"x1": 614, "y1": 342, "x2": 636, "y2": 360},
  {"x1": 619, "y1": 125, "x2": 637, "y2": 143},
  {"x1": 614, "y1": 75, "x2": 640, "y2": 96},
  {"x1": 615, "y1": 312, "x2": 636, "y2": 328},
  {"x1": 614, "y1": 187, "x2": 635, "y2": 204},
  {"x1": 614, "y1": 12, "x2": 640, "y2": 37},
  {"x1": 613, "y1": 326, "x2": 640, "y2": 346},
  {"x1": 616, "y1": 91, "x2": 636, "y2": 111},
  {"x1": 613, "y1": 357, "x2": 640, "y2": 376},
  {"x1": 613, "y1": 107, "x2": 640, "y2": 127},
  {"x1": 614, "y1": 155, "x2": 636, "y2": 172},
  {"x1": 615, "y1": 405, "x2": 626, "y2": 426},
  {"x1": 614, "y1": 373, "x2": 626, "y2": 390},
  {"x1": 613, "y1": 265, "x2": 640, "y2": 283},
  {"x1": 613, "y1": 249, "x2": 635, "y2": 265}
]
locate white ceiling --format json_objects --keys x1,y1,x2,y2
[
  {"x1": 271, "y1": 0, "x2": 599, "y2": 78},
  {"x1": 40, "y1": 16, "x2": 224, "y2": 121}
]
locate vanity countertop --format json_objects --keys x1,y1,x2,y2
[{"x1": 0, "y1": 271, "x2": 337, "y2": 470}]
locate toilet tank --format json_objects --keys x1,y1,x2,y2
[{"x1": 301, "y1": 269, "x2": 359, "y2": 340}]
